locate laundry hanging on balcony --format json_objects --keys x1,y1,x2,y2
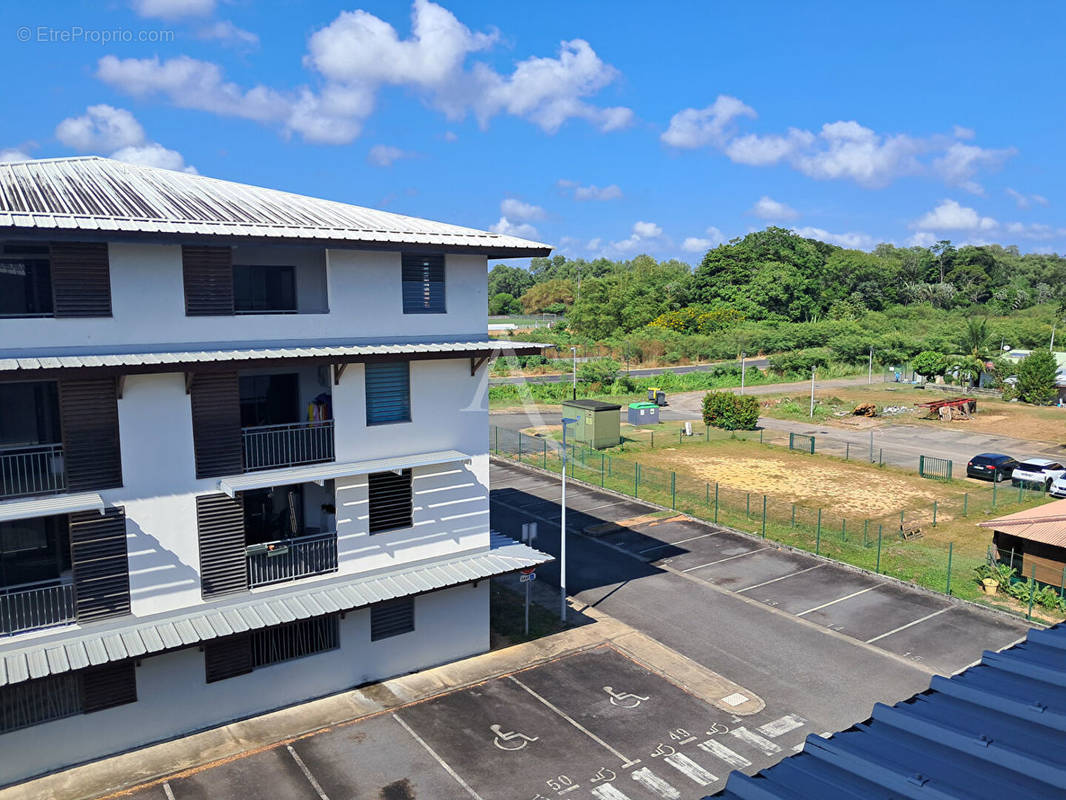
[{"x1": 307, "y1": 393, "x2": 332, "y2": 422}]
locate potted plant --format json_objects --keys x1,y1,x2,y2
[{"x1": 974, "y1": 564, "x2": 999, "y2": 594}]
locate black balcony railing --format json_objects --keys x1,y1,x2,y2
[
  {"x1": 246, "y1": 532, "x2": 338, "y2": 588},
  {"x1": 0, "y1": 443, "x2": 65, "y2": 499},
  {"x1": 0, "y1": 579, "x2": 77, "y2": 636},
  {"x1": 241, "y1": 421, "x2": 335, "y2": 472}
]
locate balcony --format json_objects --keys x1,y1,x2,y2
[
  {"x1": 0, "y1": 444, "x2": 65, "y2": 500},
  {"x1": 246, "y1": 532, "x2": 338, "y2": 588},
  {"x1": 241, "y1": 421, "x2": 335, "y2": 473},
  {"x1": 1, "y1": 579, "x2": 76, "y2": 636}
]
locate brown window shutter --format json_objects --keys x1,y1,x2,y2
[
  {"x1": 50, "y1": 242, "x2": 112, "y2": 317},
  {"x1": 80, "y1": 661, "x2": 137, "y2": 713},
  {"x1": 196, "y1": 493, "x2": 248, "y2": 598},
  {"x1": 204, "y1": 634, "x2": 253, "y2": 682},
  {"x1": 59, "y1": 377, "x2": 123, "y2": 491},
  {"x1": 70, "y1": 507, "x2": 131, "y2": 623},
  {"x1": 190, "y1": 372, "x2": 243, "y2": 479},
  {"x1": 183, "y1": 245, "x2": 234, "y2": 316}
]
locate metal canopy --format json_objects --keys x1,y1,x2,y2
[
  {"x1": 714, "y1": 624, "x2": 1066, "y2": 799},
  {"x1": 0, "y1": 533, "x2": 552, "y2": 687},
  {"x1": 218, "y1": 449, "x2": 472, "y2": 497},
  {"x1": 0, "y1": 157, "x2": 552, "y2": 257},
  {"x1": 0, "y1": 492, "x2": 105, "y2": 523}
]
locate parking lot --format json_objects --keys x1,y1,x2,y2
[
  {"x1": 127, "y1": 647, "x2": 811, "y2": 800},
  {"x1": 490, "y1": 460, "x2": 1029, "y2": 676}
]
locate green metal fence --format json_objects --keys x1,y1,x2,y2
[
  {"x1": 788, "y1": 432, "x2": 815, "y2": 454},
  {"x1": 919, "y1": 455, "x2": 953, "y2": 481}
]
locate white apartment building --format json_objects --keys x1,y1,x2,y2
[{"x1": 0, "y1": 156, "x2": 552, "y2": 785}]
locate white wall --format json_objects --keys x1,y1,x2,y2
[
  {"x1": 0, "y1": 244, "x2": 488, "y2": 352},
  {"x1": 0, "y1": 583, "x2": 489, "y2": 786}
]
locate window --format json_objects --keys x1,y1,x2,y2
[
  {"x1": 401, "y1": 254, "x2": 445, "y2": 314},
  {"x1": 365, "y1": 362, "x2": 411, "y2": 425},
  {"x1": 239, "y1": 373, "x2": 300, "y2": 427},
  {"x1": 0, "y1": 243, "x2": 52, "y2": 318},
  {"x1": 233, "y1": 264, "x2": 297, "y2": 313},
  {"x1": 0, "y1": 662, "x2": 136, "y2": 733},
  {"x1": 243, "y1": 484, "x2": 304, "y2": 545},
  {"x1": 371, "y1": 597, "x2": 415, "y2": 641},
  {"x1": 0, "y1": 515, "x2": 70, "y2": 588},
  {"x1": 0, "y1": 381, "x2": 61, "y2": 448},
  {"x1": 368, "y1": 469, "x2": 413, "y2": 534},
  {"x1": 204, "y1": 615, "x2": 340, "y2": 682}
]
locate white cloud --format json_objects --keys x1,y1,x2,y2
[
  {"x1": 197, "y1": 20, "x2": 260, "y2": 49},
  {"x1": 633, "y1": 221, "x2": 662, "y2": 238},
  {"x1": 131, "y1": 0, "x2": 214, "y2": 19},
  {"x1": 367, "y1": 144, "x2": 411, "y2": 166},
  {"x1": 55, "y1": 104, "x2": 195, "y2": 172},
  {"x1": 913, "y1": 199, "x2": 998, "y2": 232},
  {"x1": 100, "y1": 2, "x2": 630, "y2": 144},
  {"x1": 0, "y1": 148, "x2": 32, "y2": 162},
  {"x1": 557, "y1": 179, "x2": 622, "y2": 201},
  {"x1": 750, "y1": 195, "x2": 798, "y2": 220},
  {"x1": 1004, "y1": 221, "x2": 1066, "y2": 240},
  {"x1": 56, "y1": 105, "x2": 145, "y2": 151},
  {"x1": 682, "y1": 225, "x2": 727, "y2": 251},
  {"x1": 793, "y1": 226, "x2": 875, "y2": 250},
  {"x1": 586, "y1": 237, "x2": 601, "y2": 250},
  {"x1": 1005, "y1": 187, "x2": 1049, "y2": 209},
  {"x1": 661, "y1": 95, "x2": 755, "y2": 148},
  {"x1": 443, "y1": 130, "x2": 458, "y2": 142},
  {"x1": 907, "y1": 231, "x2": 938, "y2": 248},
  {"x1": 606, "y1": 220, "x2": 662, "y2": 254},
  {"x1": 662, "y1": 95, "x2": 1014, "y2": 190},
  {"x1": 500, "y1": 198, "x2": 545, "y2": 221},
  {"x1": 110, "y1": 143, "x2": 197, "y2": 173},
  {"x1": 490, "y1": 216, "x2": 539, "y2": 239}
]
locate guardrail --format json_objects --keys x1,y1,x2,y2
[
  {"x1": 242, "y1": 421, "x2": 334, "y2": 472},
  {"x1": 0, "y1": 579, "x2": 77, "y2": 636},
  {"x1": 247, "y1": 532, "x2": 338, "y2": 587},
  {"x1": 0, "y1": 443, "x2": 65, "y2": 499}
]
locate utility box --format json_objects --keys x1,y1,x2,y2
[
  {"x1": 628, "y1": 401, "x2": 661, "y2": 425},
  {"x1": 562, "y1": 399, "x2": 621, "y2": 449}
]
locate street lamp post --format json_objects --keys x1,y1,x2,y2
[
  {"x1": 868, "y1": 346, "x2": 874, "y2": 385},
  {"x1": 570, "y1": 346, "x2": 578, "y2": 400},
  {"x1": 560, "y1": 417, "x2": 578, "y2": 621},
  {"x1": 740, "y1": 351, "x2": 747, "y2": 395}
]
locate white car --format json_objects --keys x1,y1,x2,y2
[
  {"x1": 1051, "y1": 474, "x2": 1066, "y2": 499},
  {"x1": 1011, "y1": 458, "x2": 1066, "y2": 490}
]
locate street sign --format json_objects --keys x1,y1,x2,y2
[{"x1": 520, "y1": 570, "x2": 536, "y2": 583}]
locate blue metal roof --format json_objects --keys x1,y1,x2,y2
[{"x1": 714, "y1": 624, "x2": 1066, "y2": 799}]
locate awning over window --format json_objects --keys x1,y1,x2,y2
[
  {"x1": 0, "y1": 492, "x2": 105, "y2": 524},
  {"x1": 217, "y1": 449, "x2": 472, "y2": 497}
]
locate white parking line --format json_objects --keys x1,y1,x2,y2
[
  {"x1": 796, "y1": 586, "x2": 876, "y2": 616},
  {"x1": 631, "y1": 767, "x2": 681, "y2": 799},
  {"x1": 698, "y1": 739, "x2": 751, "y2": 769},
  {"x1": 392, "y1": 713, "x2": 485, "y2": 800},
  {"x1": 639, "y1": 531, "x2": 720, "y2": 553},
  {"x1": 736, "y1": 564, "x2": 824, "y2": 593},
  {"x1": 757, "y1": 714, "x2": 807, "y2": 738},
  {"x1": 162, "y1": 783, "x2": 176, "y2": 800},
  {"x1": 591, "y1": 785, "x2": 632, "y2": 800},
  {"x1": 682, "y1": 547, "x2": 770, "y2": 572},
  {"x1": 286, "y1": 745, "x2": 330, "y2": 800},
  {"x1": 663, "y1": 753, "x2": 718, "y2": 786},
  {"x1": 865, "y1": 607, "x2": 951, "y2": 643},
  {"x1": 508, "y1": 676, "x2": 640, "y2": 767},
  {"x1": 729, "y1": 727, "x2": 781, "y2": 756}
]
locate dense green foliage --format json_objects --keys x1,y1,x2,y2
[
  {"x1": 701, "y1": 391, "x2": 760, "y2": 430},
  {"x1": 1016, "y1": 349, "x2": 1059, "y2": 404}
]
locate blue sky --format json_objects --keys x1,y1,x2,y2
[{"x1": 2, "y1": 0, "x2": 1064, "y2": 265}]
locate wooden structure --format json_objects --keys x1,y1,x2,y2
[
  {"x1": 916, "y1": 396, "x2": 977, "y2": 420},
  {"x1": 980, "y1": 499, "x2": 1066, "y2": 585}
]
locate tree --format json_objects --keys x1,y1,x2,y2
[
  {"x1": 518, "y1": 279, "x2": 574, "y2": 314},
  {"x1": 488, "y1": 292, "x2": 521, "y2": 316},
  {"x1": 1016, "y1": 349, "x2": 1059, "y2": 404},
  {"x1": 702, "y1": 391, "x2": 759, "y2": 430},
  {"x1": 487, "y1": 264, "x2": 534, "y2": 299},
  {"x1": 912, "y1": 350, "x2": 948, "y2": 379}
]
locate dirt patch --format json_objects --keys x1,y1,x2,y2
[{"x1": 643, "y1": 449, "x2": 940, "y2": 517}]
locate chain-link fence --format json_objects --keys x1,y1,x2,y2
[{"x1": 492, "y1": 425, "x2": 1058, "y2": 620}]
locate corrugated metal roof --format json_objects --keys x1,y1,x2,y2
[
  {"x1": 0, "y1": 337, "x2": 548, "y2": 375},
  {"x1": 714, "y1": 624, "x2": 1066, "y2": 799},
  {"x1": 218, "y1": 449, "x2": 470, "y2": 496},
  {"x1": 0, "y1": 157, "x2": 552, "y2": 255},
  {"x1": 979, "y1": 499, "x2": 1066, "y2": 548},
  {"x1": 0, "y1": 492, "x2": 105, "y2": 523},
  {"x1": 0, "y1": 532, "x2": 550, "y2": 686}
]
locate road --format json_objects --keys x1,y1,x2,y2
[{"x1": 490, "y1": 358, "x2": 771, "y2": 385}]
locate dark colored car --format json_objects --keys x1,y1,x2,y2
[{"x1": 966, "y1": 453, "x2": 1017, "y2": 482}]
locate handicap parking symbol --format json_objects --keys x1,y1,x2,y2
[
  {"x1": 603, "y1": 686, "x2": 649, "y2": 709},
  {"x1": 490, "y1": 723, "x2": 539, "y2": 751}
]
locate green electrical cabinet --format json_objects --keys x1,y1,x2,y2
[{"x1": 562, "y1": 399, "x2": 621, "y2": 449}]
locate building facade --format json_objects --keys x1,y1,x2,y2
[{"x1": 0, "y1": 157, "x2": 551, "y2": 784}]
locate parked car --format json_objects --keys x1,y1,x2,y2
[
  {"x1": 966, "y1": 453, "x2": 1018, "y2": 482},
  {"x1": 1011, "y1": 458, "x2": 1066, "y2": 489},
  {"x1": 1050, "y1": 473, "x2": 1066, "y2": 499}
]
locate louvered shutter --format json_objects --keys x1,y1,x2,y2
[
  {"x1": 70, "y1": 507, "x2": 130, "y2": 622},
  {"x1": 370, "y1": 597, "x2": 415, "y2": 641},
  {"x1": 80, "y1": 662, "x2": 137, "y2": 713},
  {"x1": 196, "y1": 493, "x2": 248, "y2": 598},
  {"x1": 59, "y1": 378, "x2": 123, "y2": 491},
  {"x1": 182, "y1": 246, "x2": 234, "y2": 316},
  {"x1": 204, "y1": 635, "x2": 253, "y2": 683},
  {"x1": 401, "y1": 253, "x2": 445, "y2": 314},
  {"x1": 190, "y1": 372, "x2": 243, "y2": 479},
  {"x1": 367, "y1": 468, "x2": 412, "y2": 533},
  {"x1": 365, "y1": 362, "x2": 410, "y2": 425},
  {"x1": 50, "y1": 242, "x2": 112, "y2": 317}
]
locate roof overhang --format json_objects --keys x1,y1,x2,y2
[
  {"x1": 218, "y1": 449, "x2": 472, "y2": 497},
  {"x1": 0, "y1": 492, "x2": 105, "y2": 524},
  {"x1": 0, "y1": 533, "x2": 552, "y2": 686}
]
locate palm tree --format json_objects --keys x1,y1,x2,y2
[{"x1": 958, "y1": 317, "x2": 992, "y2": 359}]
